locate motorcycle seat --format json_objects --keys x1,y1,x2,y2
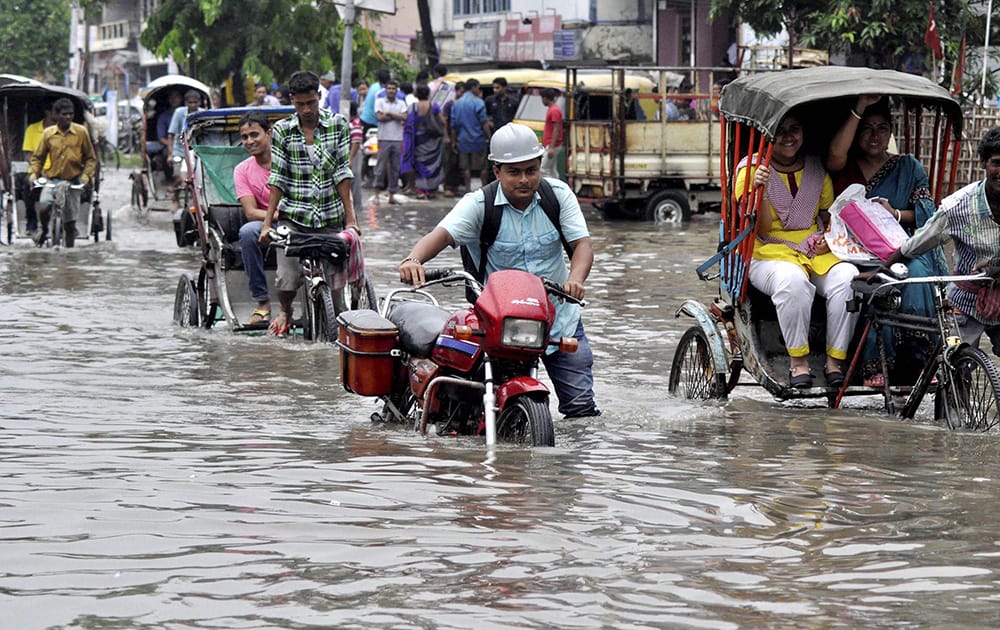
[{"x1": 386, "y1": 301, "x2": 452, "y2": 358}]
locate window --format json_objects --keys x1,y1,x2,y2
[{"x1": 454, "y1": 0, "x2": 508, "y2": 16}]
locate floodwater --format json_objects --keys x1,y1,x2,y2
[{"x1": 4, "y1": 172, "x2": 1000, "y2": 629}]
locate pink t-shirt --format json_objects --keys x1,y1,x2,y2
[{"x1": 233, "y1": 155, "x2": 271, "y2": 210}]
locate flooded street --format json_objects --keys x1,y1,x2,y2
[{"x1": 4, "y1": 170, "x2": 1000, "y2": 628}]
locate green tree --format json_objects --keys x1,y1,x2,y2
[
  {"x1": 710, "y1": 0, "x2": 970, "y2": 71},
  {"x1": 141, "y1": 0, "x2": 414, "y2": 101},
  {"x1": 0, "y1": 0, "x2": 71, "y2": 81}
]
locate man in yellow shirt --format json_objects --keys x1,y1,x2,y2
[
  {"x1": 19, "y1": 100, "x2": 56, "y2": 233},
  {"x1": 28, "y1": 98, "x2": 97, "y2": 247}
]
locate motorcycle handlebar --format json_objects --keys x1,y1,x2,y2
[{"x1": 542, "y1": 278, "x2": 586, "y2": 307}]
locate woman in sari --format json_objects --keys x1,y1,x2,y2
[
  {"x1": 827, "y1": 96, "x2": 949, "y2": 387},
  {"x1": 400, "y1": 84, "x2": 445, "y2": 199}
]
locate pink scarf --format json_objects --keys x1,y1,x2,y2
[
  {"x1": 330, "y1": 229, "x2": 366, "y2": 290},
  {"x1": 738, "y1": 154, "x2": 825, "y2": 255}
]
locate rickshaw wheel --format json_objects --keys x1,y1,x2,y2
[
  {"x1": 644, "y1": 189, "x2": 691, "y2": 224},
  {"x1": 173, "y1": 274, "x2": 200, "y2": 327},
  {"x1": 668, "y1": 326, "x2": 727, "y2": 400},
  {"x1": 936, "y1": 347, "x2": 1000, "y2": 431}
]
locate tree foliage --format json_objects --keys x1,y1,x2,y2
[
  {"x1": 0, "y1": 0, "x2": 71, "y2": 81},
  {"x1": 710, "y1": 0, "x2": 971, "y2": 71},
  {"x1": 141, "y1": 0, "x2": 414, "y2": 96}
]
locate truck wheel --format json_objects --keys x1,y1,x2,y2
[{"x1": 644, "y1": 189, "x2": 691, "y2": 224}]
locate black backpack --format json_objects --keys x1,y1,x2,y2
[{"x1": 459, "y1": 178, "x2": 574, "y2": 302}]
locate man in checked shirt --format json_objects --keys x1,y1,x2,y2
[{"x1": 260, "y1": 70, "x2": 362, "y2": 337}]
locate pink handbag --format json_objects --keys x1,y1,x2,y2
[{"x1": 839, "y1": 200, "x2": 909, "y2": 262}]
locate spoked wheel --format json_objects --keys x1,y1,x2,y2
[
  {"x1": 173, "y1": 274, "x2": 200, "y2": 327},
  {"x1": 668, "y1": 326, "x2": 728, "y2": 400},
  {"x1": 348, "y1": 276, "x2": 378, "y2": 311},
  {"x1": 496, "y1": 394, "x2": 555, "y2": 447},
  {"x1": 52, "y1": 212, "x2": 63, "y2": 249},
  {"x1": 935, "y1": 347, "x2": 1000, "y2": 431},
  {"x1": 310, "y1": 283, "x2": 338, "y2": 343}
]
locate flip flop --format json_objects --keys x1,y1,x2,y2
[
  {"x1": 248, "y1": 308, "x2": 270, "y2": 325},
  {"x1": 267, "y1": 314, "x2": 290, "y2": 338}
]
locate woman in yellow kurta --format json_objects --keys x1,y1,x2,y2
[{"x1": 736, "y1": 114, "x2": 859, "y2": 389}]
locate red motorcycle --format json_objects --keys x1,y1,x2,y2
[{"x1": 336, "y1": 268, "x2": 582, "y2": 447}]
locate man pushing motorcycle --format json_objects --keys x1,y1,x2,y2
[{"x1": 398, "y1": 123, "x2": 600, "y2": 419}]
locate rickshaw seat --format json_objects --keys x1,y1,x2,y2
[
  {"x1": 746, "y1": 285, "x2": 827, "y2": 357},
  {"x1": 205, "y1": 204, "x2": 277, "y2": 271}
]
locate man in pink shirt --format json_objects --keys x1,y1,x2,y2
[
  {"x1": 541, "y1": 88, "x2": 563, "y2": 179},
  {"x1": 234, "y1": 110, "x2": 278, "y2": 325}
]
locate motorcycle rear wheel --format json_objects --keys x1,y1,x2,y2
[{"x1": 496, "y1": 394, "x2": 555, "y2": 447}]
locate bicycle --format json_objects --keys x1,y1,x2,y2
[
  {"x1": 852, "y1": 264, "x2": 1000, "y2": 430},
  {"x1": 266, "y1": 225, "x2": 377, "y2": 343},
  {"x1": 32, "y1": 178, "x2": 85, "y2": 248}
]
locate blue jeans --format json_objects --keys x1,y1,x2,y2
[
  {"x1": 540, "y1": 320, "x2": 600, "y2": 418},
  {"x1": 238, "y1": 220, "x2": 269, "y2": 303}
]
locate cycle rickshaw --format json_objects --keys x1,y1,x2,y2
[
  {"x1": 134, "y1": 74, "x2": 211, "y2": 215},
  {"x1": 171, "y1": 106, "x2": 377, "y2": 337},
  {"x1": 0, "y1": 78, "x2": 110, "y2": 244},
  {"x1": 668, "y1": 66, "x2": 1000, "y2": 430}
]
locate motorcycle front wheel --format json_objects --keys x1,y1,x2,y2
[{"x1": 496, "y1": 394, "x2": 555, "y2": 447}]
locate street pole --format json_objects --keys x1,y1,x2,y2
[
  {"x1": 983, "y1": 0, "x2": 993, "y2": 105},
  {"x1": 339, "y1": 0, "x2": 355, "y2": 119}
]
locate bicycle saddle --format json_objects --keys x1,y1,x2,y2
[{"x1": 284, "y1": 232, "x2": 348, "y2": 263}]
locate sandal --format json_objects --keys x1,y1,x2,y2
[
  {"x1": 789, "y1": 370, "x2": 813, "y2": 389},
  {"x1": 248, "y1": 308, "x2": 270, "y2": 325},
  {"x1": 824, "y1": 370, "x2": 845, "y2": 388},
  {"x1": 267, "y1": 313, "x2": 291, "y2": 338}
]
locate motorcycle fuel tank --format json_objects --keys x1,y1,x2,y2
[{"x1": 431, "y1": 307, "x2": 482, "y2": 372}]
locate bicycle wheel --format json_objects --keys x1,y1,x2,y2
[
  {"x1": 936, "y1": 347, "x2": 1000, "y2": 431},
  {"x1": 350, "y1": 276, "x2": 378, "y2": 311},
  {"x1": 173, "y1": 274, "x2": 200, "y2": 327},
  {"x1": 52, "y1": 211, "x2": 63, "y2": 248},
  {"x1": 496, "y1": 394, "x2": 555, "y2": 447},
  {"x1": 668, "y1": 326, "x2": 728, "y2": 399},
  {"x1": 311, "y1": 283, "x2": 338, "y2": 343}
]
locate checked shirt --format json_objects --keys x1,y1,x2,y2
[{"x1": 268, "y1": 109, "x2": 353, "y2": 229}]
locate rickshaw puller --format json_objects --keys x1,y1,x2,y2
[{"x1": 27, "y1": 97, "x2": 97, "y2": 247}]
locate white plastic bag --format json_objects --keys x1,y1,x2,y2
[{"x1": 825, "y1": 184, "x2": 880, "y2": 263}]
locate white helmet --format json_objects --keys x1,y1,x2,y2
[{"x1": 488, "y1": 123, "x2": 545, "y2": 164}]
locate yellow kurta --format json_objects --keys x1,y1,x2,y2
[{"x1": 736, "y1": 165, "x2": 838, "y2": 275}]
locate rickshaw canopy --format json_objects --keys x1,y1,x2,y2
[
  {"x1": 719, "y1": 67, "x2": 963, "y2": 140},
  {"x1": 139, "y1": 74, "x2": 212, "y2": 104}
]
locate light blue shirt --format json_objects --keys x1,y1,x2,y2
[
  {"x1": 361, "y1": 81, "x2": 381, "y2": 126},
  {"x1": 168, "y1": 106, "x2": 203, "y2": 158},
  {"x1": 439, "y1": 177, "x2": 589, "y2": 346}
]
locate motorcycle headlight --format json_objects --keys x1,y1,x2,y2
[{"x1": 501, "y1": 318, "x2": 546, "y2": 349}]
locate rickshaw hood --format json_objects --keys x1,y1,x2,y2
[{"x1": 719, "y1": 67, "x2": 962, "y2": 141}]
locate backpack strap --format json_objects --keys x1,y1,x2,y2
[{"x1": 460, "y1": 178, "x2": 574, "y2": 285}]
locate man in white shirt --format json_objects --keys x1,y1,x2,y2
[{"x1": 374, "y1": 79, "x2": 408, "y2": 205}]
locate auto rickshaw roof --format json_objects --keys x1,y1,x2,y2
[
  {"x1": 719, "y1": 66, "x2": 962, "y2": 139},
  {"x1": 139, "y1": 74, "x2": 212, "y2": 102}
]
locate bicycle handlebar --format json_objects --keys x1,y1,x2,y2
[
  {"x1": 868, "y1": 270, "x2": 991, "y2": 297},
  {"x1": 32, "y1": 177, "x2": 85, "y2": 191}
]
